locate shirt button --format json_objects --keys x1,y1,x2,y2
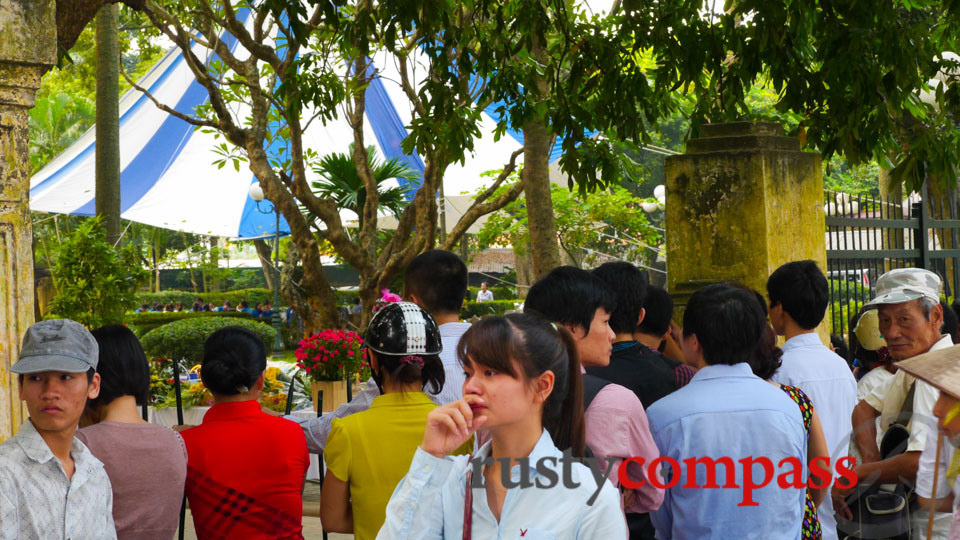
[{"x1": 424, "y1": 465, "x2": 431, "y2": 472}]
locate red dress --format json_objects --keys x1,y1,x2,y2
[{"x1": 181, "y1": 400, "x2": 309, "y2": 539}]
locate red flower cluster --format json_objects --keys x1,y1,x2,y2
[{"x1": 295, "y1": 329, "x2": 367, "y2": 381}]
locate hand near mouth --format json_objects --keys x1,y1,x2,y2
[{"x1": 421, "y1": 395, "x2": 488, "y2": 458}]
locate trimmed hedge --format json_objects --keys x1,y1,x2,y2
[
  {"x1": 467, "y1": 285, "x2": 516, "y2": 301},
  {"x1": 128, "y1": 311, "x2": 257, "y2": 337},
  {"x1": 137, "y1": 288, "x2": 361, "y2": 308},
  {"x1": 140, "y1": 316, "x2": 278, "y2": 365},
  {"x1": 461, "y1": 300, "x2": 521, "y2": 319}
]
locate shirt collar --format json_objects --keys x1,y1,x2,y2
[
  {"x1": 690, "y1": 362, "x2": 758, "y2": 382},
  {"x1": 203, "y1": 400, "x2": 263, "y2": 422},
  {"x1": 370, "y1": 391, "x2": 435, "y2": 409},
  {"x1": 468, "y1": 429, "x2": 559, "y2": 478},
  {"x1": 15, "y1": 419, "x2": 90, "y2": 467},
  {"x1": 929, "y1": 334, "x2": 954, "y2": 352},
  {"x1": 781, "y1": 332, "x2": 823, "y2": 351}
]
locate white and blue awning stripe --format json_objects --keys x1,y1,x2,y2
[{"x1": 29, "y1": 19, "x2": 564, "y2": 239}]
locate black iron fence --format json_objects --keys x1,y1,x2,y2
[{"x1": 825, "y1": 188, "x2": 960, "y2": 340}]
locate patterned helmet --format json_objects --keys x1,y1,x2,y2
[{"x1": 364, "y1": 302, "x2": 442, "y2": 356}]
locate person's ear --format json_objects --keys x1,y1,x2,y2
[
  {"x1": 533, "y1": 370, "x2": 555, "y2": 404},
  {"x1": 87, "y1": 373, "x2": 102, "y2": 400},
  {"x1": 565, "y1": 323, "x2": 586, "y2": 340},
  {"x1": 636, "y1": 308, "x2": 646, "y2": 327},
  {"x1": 932, "y1": 303, "x2": 944, "y2": 329},
  {"x1": 254, "y1": 372, "x2": 266, "y2": 392},
  {"x1": 407, "y1": 292, "x2": 423, "y2": 308},
  {"x1": 369, "y1": 352, "x2": 380, "y2": 372}
]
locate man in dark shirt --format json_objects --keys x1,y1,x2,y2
[
  {"x1": 587, "y1": 262, "x2": 685, "y2": 410},
  {"x1": 635, "y1": 285, "x2": 695, "y2": 388}
]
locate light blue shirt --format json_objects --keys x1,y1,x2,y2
[
  {"x1": 376, "y1": 429, "x2": 627, "y2": 539},
  {"x1": 772, "y1": 333, "x2": 857, "y2": 540},
  {"x1": 646, "y1": 363, "x2": 807, "y2": 540},
  {"x1": 436, "y1": 322, "x2": 471, "y2": 406}
]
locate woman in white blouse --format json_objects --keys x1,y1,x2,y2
[{"x1": 377, "y1": 313, "x2": 626, "y2": 539}]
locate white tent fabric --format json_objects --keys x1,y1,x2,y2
[{"x1": 29, "y1": 13, "x2": 564, "y2": 239}]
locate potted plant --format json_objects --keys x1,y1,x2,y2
[{"x1": 295, "y1": 329, "x2": 365, "y2": 412}]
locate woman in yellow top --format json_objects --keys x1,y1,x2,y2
[{"x1": 321, "y1": 302, "x2": 453, "y2": 540}]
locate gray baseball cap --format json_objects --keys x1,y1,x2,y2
[
  {"x1": 863, "y1": 268, "x2": 941, "y2": 310},
  {"x1": 12, "y1": 319, "x2": 99, "y2": 374}
]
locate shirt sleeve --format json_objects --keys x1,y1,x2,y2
[
  {"x1": 286, "y1": 377, "x2": 379, "y2": 453},
  {"x1": 908, "y1": 380, "x2": 941, "y2": 453},
  {"x1": 585, "y1": 384, "x2": 664, "y2": 513},
  {"x1": 863, "y1": 370, "x2": 899, "y2": 413},
  {"x1": 0, "y1": 474, "x2": 17, "y2": 540},
  {"x1": 324, "y1": 419, "x2": 352, "y2": 483},
  {"x1": 103, "y1": 480, "x2": 118, "y2": 540},
  {"x1": 376, "y1": 447, "x2": 455, "y2": 540},
  {"x1": 916, "y1": 421, "x2": 954, "y2": 499}
]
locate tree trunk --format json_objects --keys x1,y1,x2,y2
[
  {"x1": 514, "y1": 243, "x2": 534, "y2": 299},
  {"x1": 253, "y1": 238, "x2": 276, "y2": 292},
  {"x1": 522, "y1": 119, "x2": 560, "y2": 280},
  {"x1": 95, "y1": 3, "x2": 121, "y2": 244}
]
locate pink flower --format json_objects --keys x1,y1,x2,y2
[
  {"x1": 380, "y1": 289, "x2": 402, "y2": 303},
  {"x1": 347, "y1": 350, "x2": 354, "y2": 357}
]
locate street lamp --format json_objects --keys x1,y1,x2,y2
[{"x1": 248, "y1": 182, "x2": 285, "y2": 357}]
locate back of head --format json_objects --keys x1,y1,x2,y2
[
  {"x1": 592, "y1": 261, "x2": 648, "y2": 335},
  {"x1": 457, "y1": 313, "x2": 585, "y2": 456},
  {"x1": 748, "y1": 324, "x2": 783, "y2": 380},
  {"x1": 88, "y1": 325, "x2": 150, "y2": 407},
  {"x1": 637, "y1": 286, "x2": 674, "y2": 337},
  {"x1": 684, "y1": 283, "x2": 765, "y2": 366},
  {"x1": 364, "y1": 302, "x2": 445, "y2": 394},
  {"x1": 766, "y1": 260, "x2": 829, "y2": 329},
  {"x1": 525, "y1": 266, "x2": 617, "y2": 332},
  {"x1": 403, "y1": 249, "x2": 468, "y2": 316},
  {"x1": 201, "y1": 326, "x2": 267, "y2": 395}
]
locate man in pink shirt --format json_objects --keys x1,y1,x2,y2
[{"x1": 525, "y1": 266, "x2": 664, "y2": 537}]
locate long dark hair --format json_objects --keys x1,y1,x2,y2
[
  {"x1": 372, "y1": 352, "x2": 445, "y2": 395},
  {"x1": 457, "y1": 313, "x2": 586, "y2": 457}
]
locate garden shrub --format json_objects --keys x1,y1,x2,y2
[
  {"x1": 136, "y1": 288, "x2": 277, "y2": 309},
  {"x1": 461, "y1": 300, "x2": 521, "y2": 319},
  {"x1": 128, "y1": 311, "x2": 255, "y2": 337},
  {"x1": 830, "y1": 299, "x2": 864, "y2": 336},
  {"x1": 141, "y1": 316, "x2": 277, "y2": 365},
  {"x1": 467, "y1": 285, "x2": 517, "y2": 300}
]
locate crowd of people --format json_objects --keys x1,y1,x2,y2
[
  {"x1": 134, "y1": 298, "x2": 275, "y2": 318},
  {"x1": 4, "y1": 248, "x2": 960, "y2": 540}
]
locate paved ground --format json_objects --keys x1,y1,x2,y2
[{"x1": 178, "y1": 481, "x2": 353, "y2": 540}]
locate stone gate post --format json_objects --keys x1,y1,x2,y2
[
  {"x1": 0, "y1": 0, "x2": 57, "y2": 438},
  {"x1": 665, "y1": 121, "x2": 829, "y2": 341}
]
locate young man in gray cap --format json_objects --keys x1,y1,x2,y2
[
  {"x1": 840, "y1": 268, "x2": 953, "y2": 538},
  {"x1": 0, "y1": 319, "x2": 116, "y2": 540}
]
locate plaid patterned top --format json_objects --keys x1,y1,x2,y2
[{"x1": 0, "y1": 420, "x2": 116, "y2": 540}]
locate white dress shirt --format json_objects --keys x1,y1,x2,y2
[
  {"x1": 376, "y1": 429, "x2": 626, "y2": 539},
  {"x1": 0, "y1": 420, "x2": 117, "y2": 540},
  {"x1": 772, "y1": 332, "x2": 858, "y2": 540}
]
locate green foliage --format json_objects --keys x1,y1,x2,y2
[
  {"x1": 140, "y1": 316, "x2": 278, "y2": 365},
  {"x1": 830, "y1": 299, "x2": 864, "y2": 337},
  {"x1": 136, "y1": 288, "x2": 278, "y2": 309},
  {"x1": 50, "y1": 218, "x2": 148, "y2": 328},
  {"x1": 461, "y1": 300, "x2": 521, "y2": 319},
  {"x1": 309, "y1": 145, "x2": 415, "y2": 229},
  {"x1": 823, "y1": 155, "x2": 881, "y2": 199},
  {"x1": 128, "y1": 311, "x2": 255, "y2": 337},
  {"x1": 467, "y1": 286, "x2": 517, "y2": 301},
  {"x1": 476, "y1": 173, "x2": 662, "y2": 269}
]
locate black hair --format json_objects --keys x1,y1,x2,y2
[
  {"x1": 683, "y1": 283, "x2": 765, "y2": 366},
  {"x1": 748, "y1": 324, "x2": 783, "y2": 380},
  {"x1": 240, "y1": 300, "x2": 250, "y2": 309},
  {"x1": 524, "y1": 266, "x2": 617, "y2": 336},
  {"x1": 830, "y1": 334, "x2": 852, "y2": 368},
  {"x1": 87, "y1": 325, "x2": 150, "y2": 408},
  {"x1": 403, "y1": 250, "x2": 468, "y2": 315},
  {"x1": 200, "y1": 326, "x2": 267, "y2": 396},
  {"x1": 942, "y1": 300, "x2": 958, "y2": 344},
  {"x1": 457, "y1": 313, "x2": 586, "y2": 457},
  {"x1": 371, "y1": 351, "x2": 445, "y2": 396},
  {"x1": 637, "y1": 286, "x2": 674, "y2": 337},
  {"x1": 592, "y1": 261, "x2": 648, "y2": 335},
  {"x1": 140, "y1": 304, "x2": 149, "y2": 310},
  {"x1": 766, "y1": 260, "x2": 829, "y2": 329}
]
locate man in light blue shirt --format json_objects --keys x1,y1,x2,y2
[
  {"x1": 768, "y1": 260, "x2": 857, "y2": 540},
  {"x1": 647, "y1": 283, "x2": 807, "y2": 540}
]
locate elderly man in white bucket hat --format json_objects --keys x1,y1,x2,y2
[{"x1": 839, "y1": 268, "x2": 954, "y2": 539}]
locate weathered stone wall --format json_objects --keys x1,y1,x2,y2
[
  {"x1": 0, "y1": 0, "x2": 56, "y2": 439},
  {"x1": 666, "y1": 122, "x2": 829, "y2": 342}
]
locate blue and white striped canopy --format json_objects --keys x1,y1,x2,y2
[{"x1": 29, "y1": 20, "x2": 563, "y2": 239}]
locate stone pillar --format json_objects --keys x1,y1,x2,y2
[
  {"x1": 0, "y1": 0, "x2": 57, "y2": 439},
  {"x1": 665, "y1": 121, "x2": 829, "y2": 342}
]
